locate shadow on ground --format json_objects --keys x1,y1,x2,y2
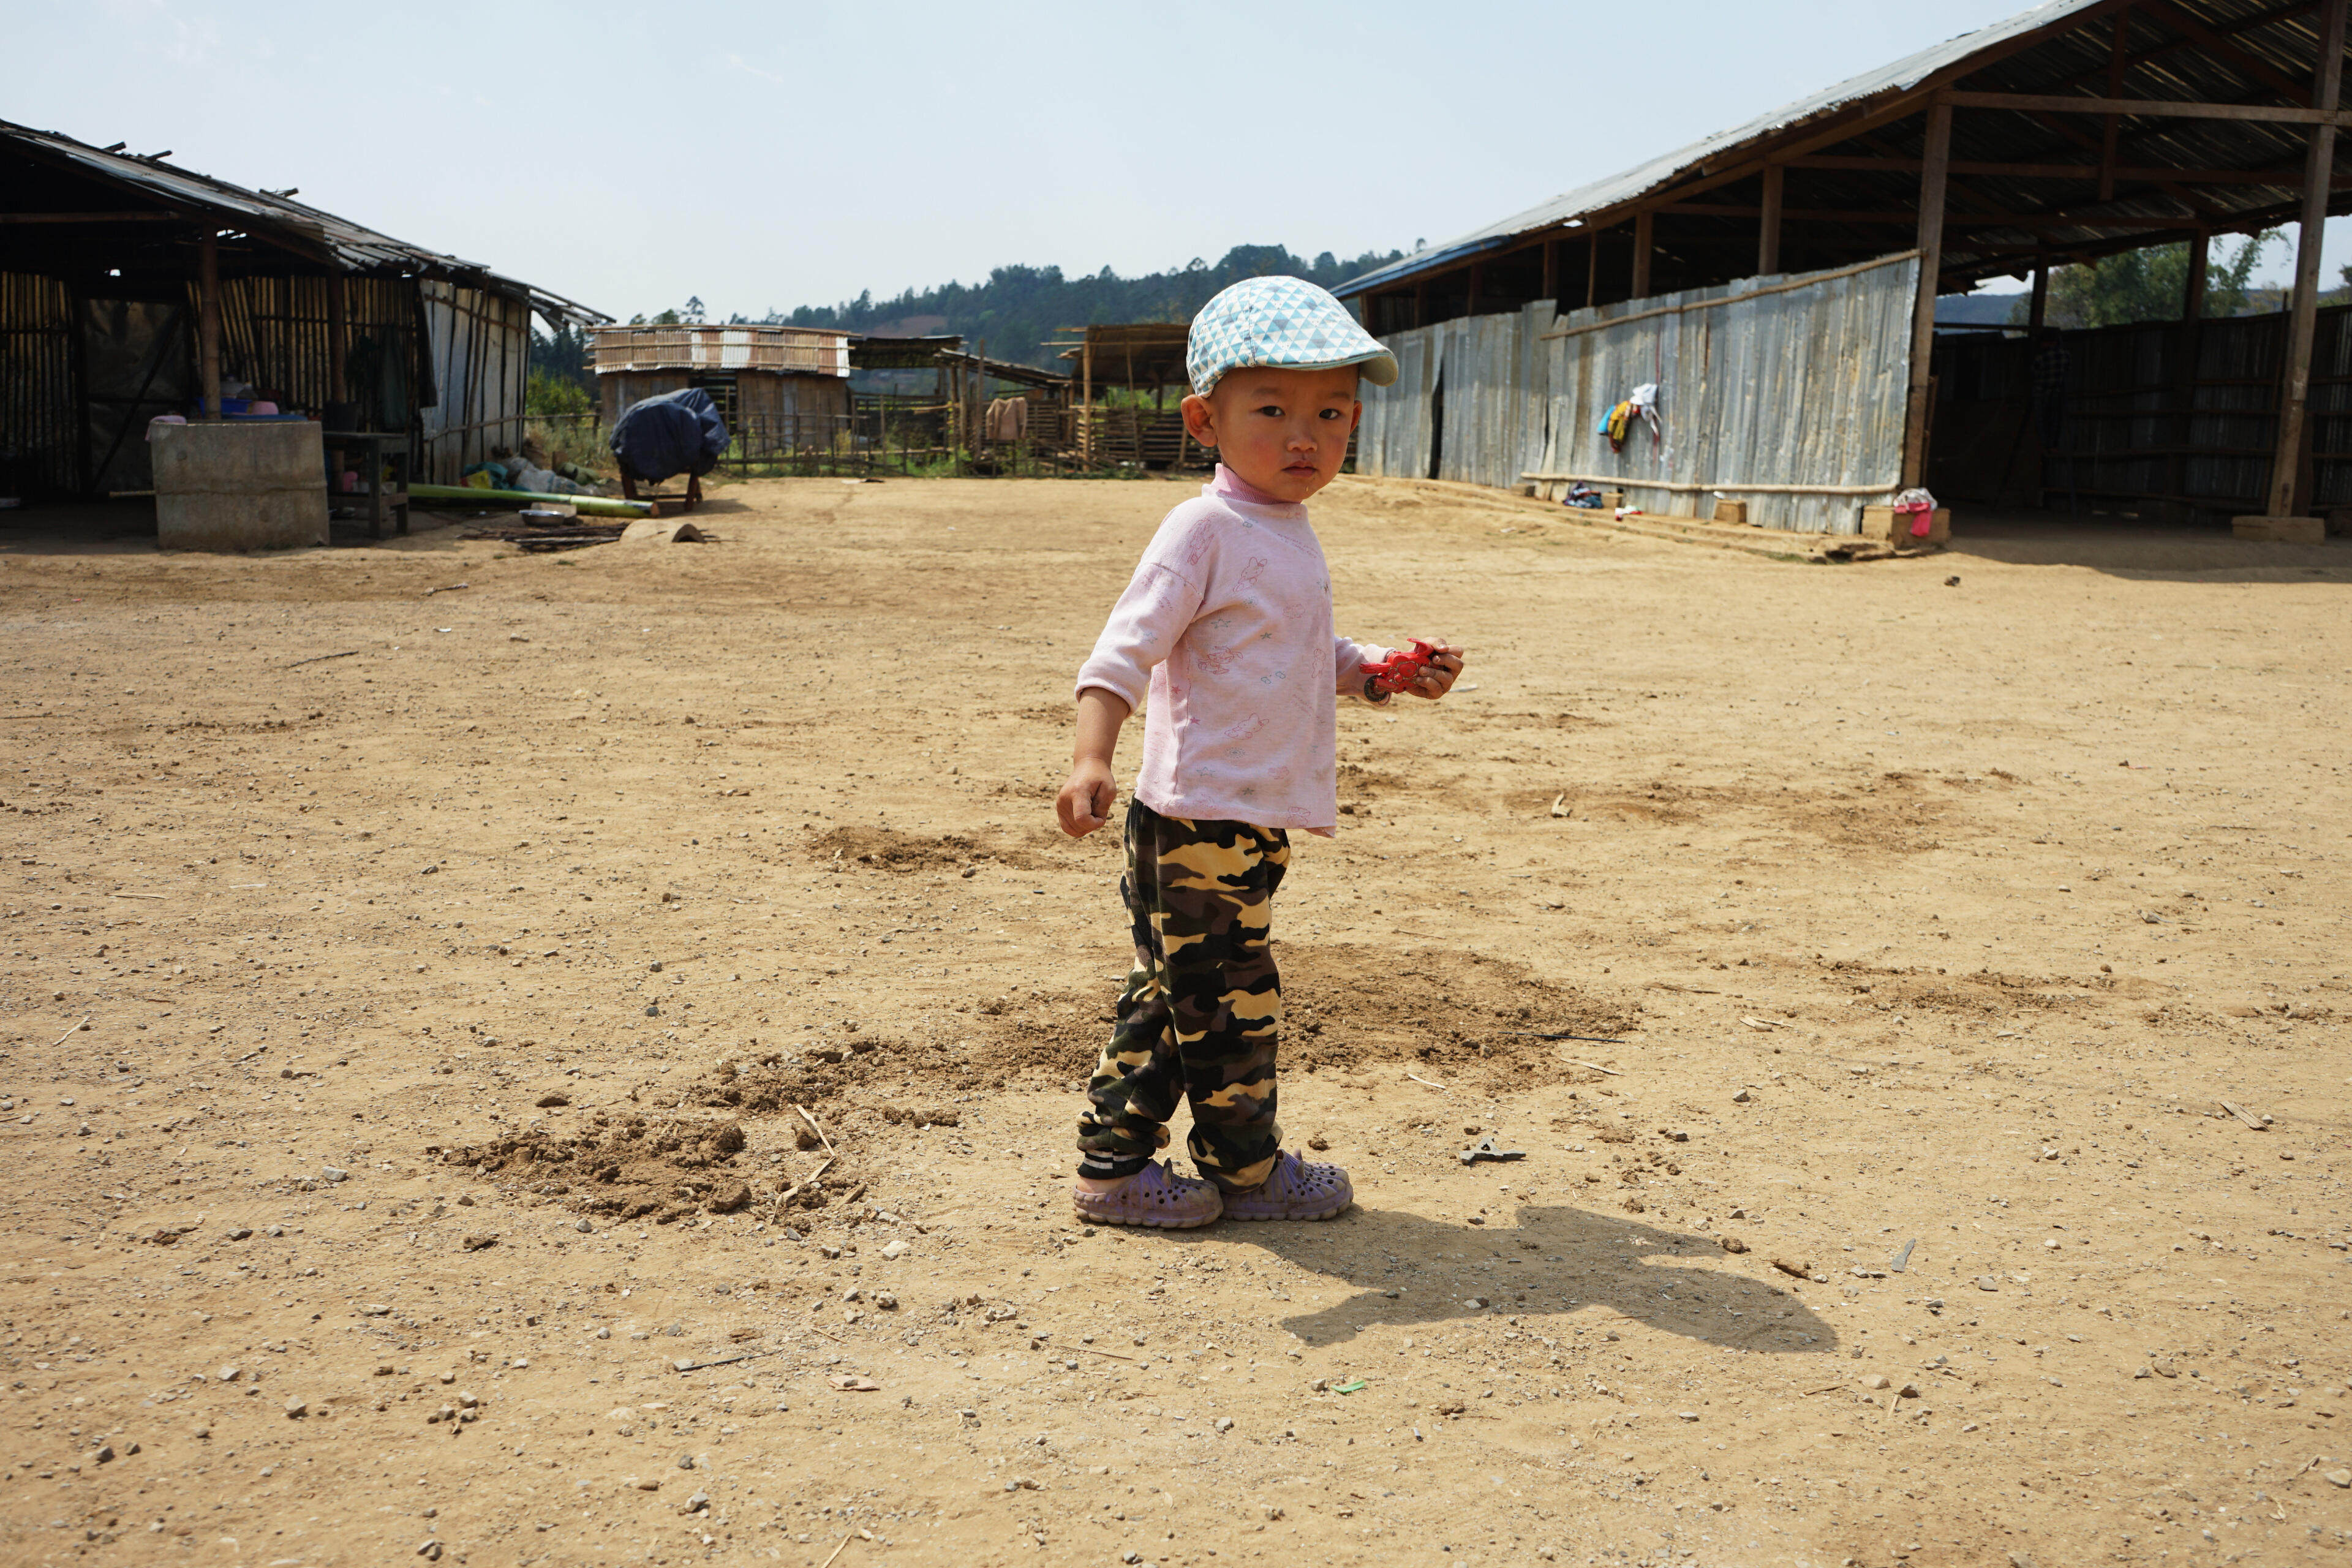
[{"x1": 1194, "y1": 1202, "x2": 1838, "y2": 1355}]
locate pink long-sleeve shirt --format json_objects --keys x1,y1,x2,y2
[{"x1": 1074, "y1": 466, "x2": 1387, "y2": 835}]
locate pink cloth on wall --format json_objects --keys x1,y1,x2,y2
[{"x1": 1074, "y1": 465, "x2": 1387, "y2": 835}]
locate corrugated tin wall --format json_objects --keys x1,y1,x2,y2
[
  {"x1": 418, "y1": 280, "x2": 532, "y2": 485},
  {"x1": 0, "y1": 272, "x2": 75, "y2": 496},
  {"x1": 1357, "y1": 254, "x2": 1918, "y2": 535}
]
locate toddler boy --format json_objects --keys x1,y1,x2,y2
[{"x1": 1055, "y1": 277, "x2": 1463, "y2": 1227}]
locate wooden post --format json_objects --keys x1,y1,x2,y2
[
  {"x1": 1080, "y1": 335, "x2": 1093, "y2": 467},
  {"x1": 197, "y1": 228, "x2": 222, "y2": 419},
  {"x1": 1586, "y1": 230, "x2": 1600, "y2": 309},
  {"x1": 1901, "y1": 95, "x2": 1953, "y2": 489},
  {"x1": 1540, "y1": 239, "x2": 1558, "y2": 304},
  {"x1": 2027, "y1": 257, "x2": 2049, "y2": 334},
  {"x1": 2262, "y1": 0, "x2": 2345, "y2": 520},
  {"x1": 1412, "y1": 280, "x2": 1426, "y2": 330},
  {"x1": 1464, "y1": 262, "x2": 1483, "y2": 319},
  {"x1": 2166, "y1": 232, "x2": 2209, "y2": 513},
  {"x1": 1630, "y1": 210, "x2": 1654, "y2": 300},
  {"x1": 1758, "y1": 164, "x2": 1784, "y2": 276},
  {"x1": 325, "y1": 270, "x2": 348, "y2": 405}
]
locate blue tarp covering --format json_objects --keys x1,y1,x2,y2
[{"x1": 608, "y1": 388, "x2": 729, "y2": 483}]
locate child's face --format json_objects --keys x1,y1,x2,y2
[{"x1": 1180, "y1": 365, "x2": 1362, "y2": 504}]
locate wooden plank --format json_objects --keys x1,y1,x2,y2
[
  {"x1": 2266, "y1": 0, "x2": 2346, "y2": 516},
  {"x1": 197, "y1": 230, "x2": 221, "y2": 420},
  {"x1": 1902, "y1": 97, "x2": 1952, "y2": 489},
  {"x1": 1943, "y1": 89, "x2": 2349, "y2": 124},
  {"x1": 1630, "y1": 210, "x2": 1653, "y2": 298},
  {"x1": 1758, "y1": 164, "x2": 1783, "y2": 274}
]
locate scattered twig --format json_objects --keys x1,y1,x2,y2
[
  {"x1": 1565, "y1": 1059, "x2": 1623, "y2": 1077},
  {"x1": 1740, "y1": 1016, "x2": 1786, "y2": 1031},
  {"x1": 51, "y1": 1017, "x2": 89, "y2": 1049},
  {"x1": 1646, "y1": 982, "x2": 1721, "y2": 995},
  {"x1": 672, "y1": 1350, "x2": 762, "y2": 1373},
  {"x1": 231, "y1": 1044, "x2": 269, "y2": 1065},
  {"x1": 1508, "y1": 1031, "x2": 1626, "y2": 1045},
  {"x1": 2218, "y1": 1099, "x2": 2266, "y2": 1131},
  {"x1": 111, "y1": 892, "x2": 165, "y2": 900},
  {"x1": 796, "y1": 1104, "x2": 835, "y2": 1153},
  {"x1": 1068, "y1": 1345, "x2": 1134, "y2": 1362},
  {"x1": 1405, "y1": 1073, "x2": 1448, "y2": 1090},
  {"x1": 818, "y1": 1534, "x2": 853, "y2": 1568},
  {"x1": 775, "y1": 1156, "x2": 834, "y2": 1206},
  {"x1": 283, "y1": 650, "x2": 360, "y2": 669},
  {"x1": 422, "y1": 582, "x2": 470, "y2": 597},
  {"x1": 805, "y1": 1326, "x2": 846, "y2": 1344},
  {"x1": 1798, "y1": 1384, "x2": 1843, "y2": 1397}
]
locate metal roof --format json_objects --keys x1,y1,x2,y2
[
  {"x1": 1338, "y1": 0, "x2": 2345, "y2": 298},
  {"x1": 0, "y1": 118, "x2": 609, "y2": 326}
]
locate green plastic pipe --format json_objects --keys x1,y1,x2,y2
[{"x1": 409, "y1": 483, "x2": 651, "y2": 518}]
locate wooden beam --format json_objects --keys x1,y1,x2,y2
[
  {"x1": 1758, "y1": 164, "x2": 1783, "y2": 274},
  {"x1": 2136, "y1": 0, "x2": 2310, "y2": 100},
  {"x1": 197, "y1": 230, "x2": 221, "y2": 420},
  {"x1": 2266, "y1": 0, "x2": 2345, "y2": 516},
  {"x1": 2100, "y1": 7, "x2": 2133, "y2": 201},
  {"x1": 1944, "y1": 89, "x2": 2350, "y2": 125},
  {"x1": 1903, "y1": 97, "x2": 1952, "y2": 489},
  {"x1": 2029, "y1": 255, "x2": 2050, "y2": 332},
  {"x1": 1658, "y1": 202, "x2": 2209, "y2": 232},
  {"x1": 1464, "y1": 261, "x2": 1483, "y2": 318},
  {"x1": 1540, "y1": 239, "x2": 1558, "y2": 303},
  {"x1": 1790, "y1": 155, "x2": 2342, "y2": 185},
  {"x1": 1586, "y1": 230, "x2": 1599, "y2": 309},
  {"x1": 1630, "y1": 210, "x2": 1654, "y2": 298}
]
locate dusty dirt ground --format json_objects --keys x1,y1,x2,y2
[{"x1": 2, "y1": 475, "x2": 2349, "y2": 1568}]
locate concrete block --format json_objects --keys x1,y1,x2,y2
[
  {"x1": 152, "y1": 420, "x2": 326, "y2": 552},
  {"x1": 2230, "y1": 514, "x2": 2324, "y2": 544},
  {"x1": 1860, "y1": 504, "x2": 1951, "y2": 545}
]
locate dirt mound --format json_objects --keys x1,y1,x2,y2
[
  {"x1": 430, "y1": 1114, "x2": 756, "y2": 1225},
  {"x1": 805, "y1": 824, "x2": 1047, "y2": 872},
  {"x1": 960, "y1": 942, "x2": 1636, "y2": 1096}
]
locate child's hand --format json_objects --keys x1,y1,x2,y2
[
  {"x1": 1057, "y1": 759, "x2": 1118, "y2": 838},
  {"x1": 1406, "y1": 641, "x2": 1465, "y2": 700}
]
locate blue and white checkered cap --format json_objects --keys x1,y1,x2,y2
[{"x1": 1185, "y1": 276, "x2": 1397, "y2": 395}]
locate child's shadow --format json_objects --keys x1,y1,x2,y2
[{"x1": 1232, "y1": 1202, "x2": 1839, "y2": 1355}]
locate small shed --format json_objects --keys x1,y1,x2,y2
[
  {"x1": 591, "y1": 325, "x2": 851, "y2": 460},
  {"x1": 1049, "y1": 323, "x2": 1207, "y2": 469},
  {"x1": 0, "y1": 118, "x2": 606, "y2": 499}
]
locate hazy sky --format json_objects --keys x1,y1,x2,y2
[{"x1": 16, "y1": 0, "x2": 2347, "y2": 319}]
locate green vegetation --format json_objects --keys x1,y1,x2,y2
[
  {"x1": 717, "y1": 244, "x2": 1407, "y2": 372},
  {"x1": 526, "y1": 368, "x2": 594, "y2": 417},
  {"x1": 2010, "y1": 232, "x2": 2276, "y2": 328}
]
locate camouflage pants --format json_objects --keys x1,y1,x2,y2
[{"x1": 1076, "y1": 801, "x2": 1287, "y2": 1190}]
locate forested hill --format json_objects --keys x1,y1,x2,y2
[{"x1": 752, "y1": 243, "x2": 1411, "y2": 371}]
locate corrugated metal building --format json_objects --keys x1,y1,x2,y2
[
  {"x1": 1336, "y1": 0, "x2": 2352, "y2": 540},
  {"x1": 0, "y1": 119, "x2": 606, "y2": 498}
]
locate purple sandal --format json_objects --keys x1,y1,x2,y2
[
  {"x1": 1071, "y1": 1159, "x2": 1224, "y2": 1229},
  {"x1": 1221, "y1": 1150, "x2": 1353, "y2": 1222}
]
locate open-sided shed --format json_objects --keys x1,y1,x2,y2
[
  {"x1": 0, "y1": 119, "x2": 605, "y2": 499},
  {"x1": 1338, "y1": 0, "x2": 2352, "y2": 540}
]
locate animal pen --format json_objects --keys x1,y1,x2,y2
[
  {"x1": 0, "y1": 118, "x2": 605, "y2": 501},
  {"x1": 1337, "y1": 0, "x2": 2352, "y2": 543}
]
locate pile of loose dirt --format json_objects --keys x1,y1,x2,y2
[
  {"x1": 431, "y1": 1114, "x2": 755, "y2": 1224},
  {"x1": 804, "y1": 824, "x2": 1048, "y2": 873},
  {"x1": 955, "y1": 943, "x2": 1638, "y2": 1096}
]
